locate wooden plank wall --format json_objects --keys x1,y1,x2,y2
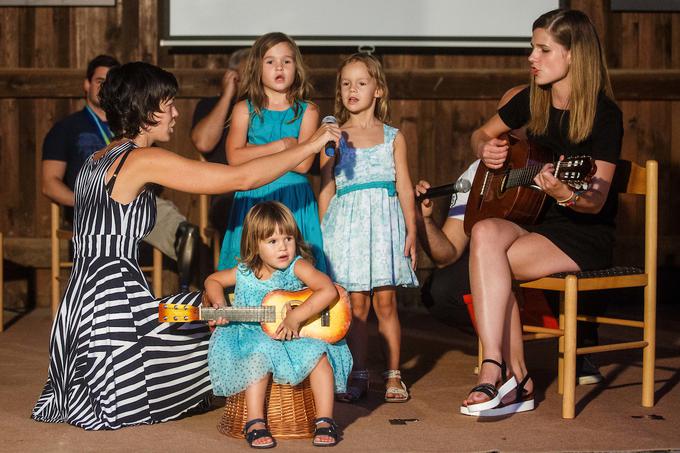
[{"x1": 0, "y1": 0, "x2": 678, "y2": 305}]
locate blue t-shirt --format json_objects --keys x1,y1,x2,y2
[{"x1": 42, "y1": 108, "x2": 111, "y2": 190}]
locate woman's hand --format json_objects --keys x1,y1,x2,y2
[
  {"x1": 280, "y1": 136, "x2": 298, "y2": 150},
  {"x1": 478, "y1": 138, "x2": 508, "y2": 169},
  {"x1": 404, "y1": 232, "x2": 417, "y2": 270},
  {"x1": 275, "y1": 303, "x2": 301, "y2": 341},
  {"x1": 305, "y1": 122, "x2": 341, "y2": 153},
  {"x1": 201, "y1": 291, "x2": 229, "y2": 327},
  {"x1": 533, "y1": 162, "x2": 573, "y2": 202},
  {"x1": 415, "y1": 180, "x2": 434, "y2": 218}
]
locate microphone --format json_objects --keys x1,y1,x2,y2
[
  {"x1": 321, "y1": 115, "x2": 337, "y2": 157},
  {"x1": 417, "y1": 179, "x2": 472, "y2": 202}
]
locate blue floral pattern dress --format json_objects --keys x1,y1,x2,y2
[
  {"x1": 321, "y1": 124, "x2": 418, "y2": 291},
  {"x1": 208, "y1": 257, "x2": 353, "y2": 396}
]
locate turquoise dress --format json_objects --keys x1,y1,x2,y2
[
  {"x1": 217, "y1": 100, "x2": 326, "y2": 272},
  {"x1": 208, "y1": 257, "x2": 353, "y2": 396},
  {"x1": 321, "y1": 124, "x2": 419, "y2": 291}
]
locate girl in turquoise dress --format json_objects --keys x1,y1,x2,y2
[
  {"x1": 319, "y1": 54, "x2": 418, "y2": 404},
  {"x1": 205, "y1": 201, "x2": 352, "y2": 448},
  {"x1": 218, "y1": 32, "x2": 326, "y2": 272}
]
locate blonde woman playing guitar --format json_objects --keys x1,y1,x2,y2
[{"x1": 461, "y1": 9, "x2": 623, "y2": 417}]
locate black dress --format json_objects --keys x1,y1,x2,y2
[
  {"x1": 498, "y1": 87, "x2": 623, "y2": 270},
  {"x1": 32, "y1": 142, "x2": 212, "y2": 430}
]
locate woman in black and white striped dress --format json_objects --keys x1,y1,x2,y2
[{"x1": 32, "y1": 62, "x2": 339, "y2": 430}]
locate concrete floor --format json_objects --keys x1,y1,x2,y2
[{"x1": 1, "y1": 305, "x2": 679, "y2": 453}]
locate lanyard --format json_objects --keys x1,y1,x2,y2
[{"x1": 85, "y1": 105, "x2": 113, "y2": 145}]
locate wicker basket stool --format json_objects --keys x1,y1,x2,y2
[{"x1": 218, "y1": 378, "x2": 316, "y2": 439}]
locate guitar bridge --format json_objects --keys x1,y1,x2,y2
[{"x1": 321, "y1": 308, "x2": 330, "y2": 327}]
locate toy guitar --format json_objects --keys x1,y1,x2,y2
[
  {"x1": 158, "y1": 284, "x2": 351, "y2": 344},
  {"x1": 463, "y1": 134, "x2": 595, "y2": 234}
]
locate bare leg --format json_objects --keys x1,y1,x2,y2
[
  {"x1": 309, "y1": 354, "x2": 336, "y2": 445},
  {"x1": 346, "y1": 291, "x2": 371, "y2": 371},
  {"x1": 372, "y1": 287, "x2": 404, "y2": 399},
  {"x1": 244, "y1": 374, "x2": 273, "y2": 447},
  {"x1": 466, "y1": 219, "x2": 579, "y2": 406}
]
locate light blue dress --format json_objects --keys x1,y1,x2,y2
[
  {"x1": 208, "y1": 257, "x2": 353, "y2": 396},
  {"x1": 321, "y1": 124, "x2": 419, "y2": 291},
  {"x1": 217, "y1": 100, "x2": 326, "y2": 272}
]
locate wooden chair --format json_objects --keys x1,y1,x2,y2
[
  {"x1": 509, "y1": 159, "x2": 658, "y2": 418},
  {"x1": 50, "y1": 202, "x2": 163, "y2": 317},
  {"x1": 218, "y1": 378, "x2": 316, "y2": 439}
]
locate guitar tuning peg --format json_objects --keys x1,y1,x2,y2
[
  {"x1": 184, "y1": 316, "x2": 188, "y2": 321},
  {"x1": 173, "y1": 316, "x2": 178, "y2": 321}
]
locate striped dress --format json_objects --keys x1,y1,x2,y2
[{"x1": 32, "y1": 141, "x2": 212, "y2": 430}]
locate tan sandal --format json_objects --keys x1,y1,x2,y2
[{"x1": 382, "y1": 369, "x2": 409, "y2": 403}]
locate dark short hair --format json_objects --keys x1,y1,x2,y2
[
  {"x1": 99, "y1": 62, "x2": 178, "y2": 139},
  {"x1": 86, "y1": 55, "x2": 120, "y2": 81}
]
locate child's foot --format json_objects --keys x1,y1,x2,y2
[
  {"x1": 244, "y1": 418, "x2": 275, "y2": 449},
  {"x1": 312, "y1": 417, "x2": 339, "y2": 447},
  {"x1": 382, "y1": 370, "x2": 409, "y2": 402}
]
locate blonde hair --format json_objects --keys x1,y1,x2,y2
[
  {"x1": 239, "y1": 201, "x2": 314, "y2": 272},
  {"x1": 238, "y1": 32, "x2": 311, "y2": 123},
  {"x1": 334, "y1": 53, "x2": 390, "y2": 125},
  {"x1": 528, "y1": 9, "x2": 614, "y2": 143}
]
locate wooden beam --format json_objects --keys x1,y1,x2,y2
[{"x1": 1, "y1": 68, "x2": 680, "y2": 100}]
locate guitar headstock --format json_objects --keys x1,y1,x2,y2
[
  {"x1": 555, "y1": 156, "x2": 596, "y2": 190},
  {"x1": 158, "y1": 303, "x2": 200, "y2": 323}
]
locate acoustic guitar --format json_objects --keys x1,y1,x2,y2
[
  {"x1": 463, "y1": 134, "x2": 595, "y2": 235},
  {"x1": 158, "y1": 284, "x2": 351, "y2": 344}
]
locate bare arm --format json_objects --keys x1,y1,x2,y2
[
  {"x1": 317, "y1": 143, "x2": 336, "y2": 221},
  {"x1": 393, "y1": 132, "x2": 418, "y2": 269},
  {"x1": 275, "y1": 258, "x2": 338, "y2": 340},
  {"x1": 290, "y1": 104, "x2": 319, "y2": 174},
  {"x1": 107, "y1": 123, "x2": 339, "y2": 205},
  {"x1": 534, "y1": 159, "x2": 615, "y2": 214},
  {"x1": 414, "y1": 178, "x2": 470, "y2": 266},
  {"x1": 203, "y1": 267, "x2": 236, "y2": 307},
  {"x1": 202, "y1": 267, "x2": 237, "y2": 326},
  {"x1": 41, "y1": 160, "x2": 75, "y2": 206},
  {"x1": 192, "y1": 69, "x2": 240, "y2": 153},
  {"x1": 470, "y1": 85, "x2": 527, "y2": 169},
  {"x1": 417, "y1": 214, "x2": 469, "y2": 267},
  {"x1": 225, "y1": 101, "x2": 298, "y2": 165}
]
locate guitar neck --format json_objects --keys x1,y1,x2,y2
[
  {"x1": 201, "y1": 306, "x2": 276, "y2": 323},
  {"x1": 504, "y1": 164, "x2": 545, "y2": 190}
]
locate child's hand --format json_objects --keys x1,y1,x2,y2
[
  {"x1": 275, "y1": 303, "x2": 301, "y2": 341},
  {"x1": 201, "y1": 291, "x2": 229, "y2": 327},
  {"x1": 404, "y1": 232, "x2": 417, "y2": 270}
]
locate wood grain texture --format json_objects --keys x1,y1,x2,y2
[{"x1": 0, "y1": 0, "x2": 678, "y2": 310}]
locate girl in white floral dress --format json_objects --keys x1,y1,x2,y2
[{"x1": 319, "y1": 53, "x2": 418, "y2": 404}]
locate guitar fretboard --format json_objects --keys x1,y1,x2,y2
[
  {"x1": 200, "y1": 306, "x2": 277, "y2": 323},
  {"x1": 505, "y1": 164, "x2": 544, "y2": 190}
]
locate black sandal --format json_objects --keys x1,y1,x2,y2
[
  {"x1": 470, "y1": 374, "x2": 535, "y2": 416},
  {"x1": 460, "y1": 359, "x2": 517, "y2": 415},
  {"x1": 312, "y1": 417, "x2": 339, "y2": 447},
  {"x1": 243, "y1": 418, "x2": 276, "y2": 449}
]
